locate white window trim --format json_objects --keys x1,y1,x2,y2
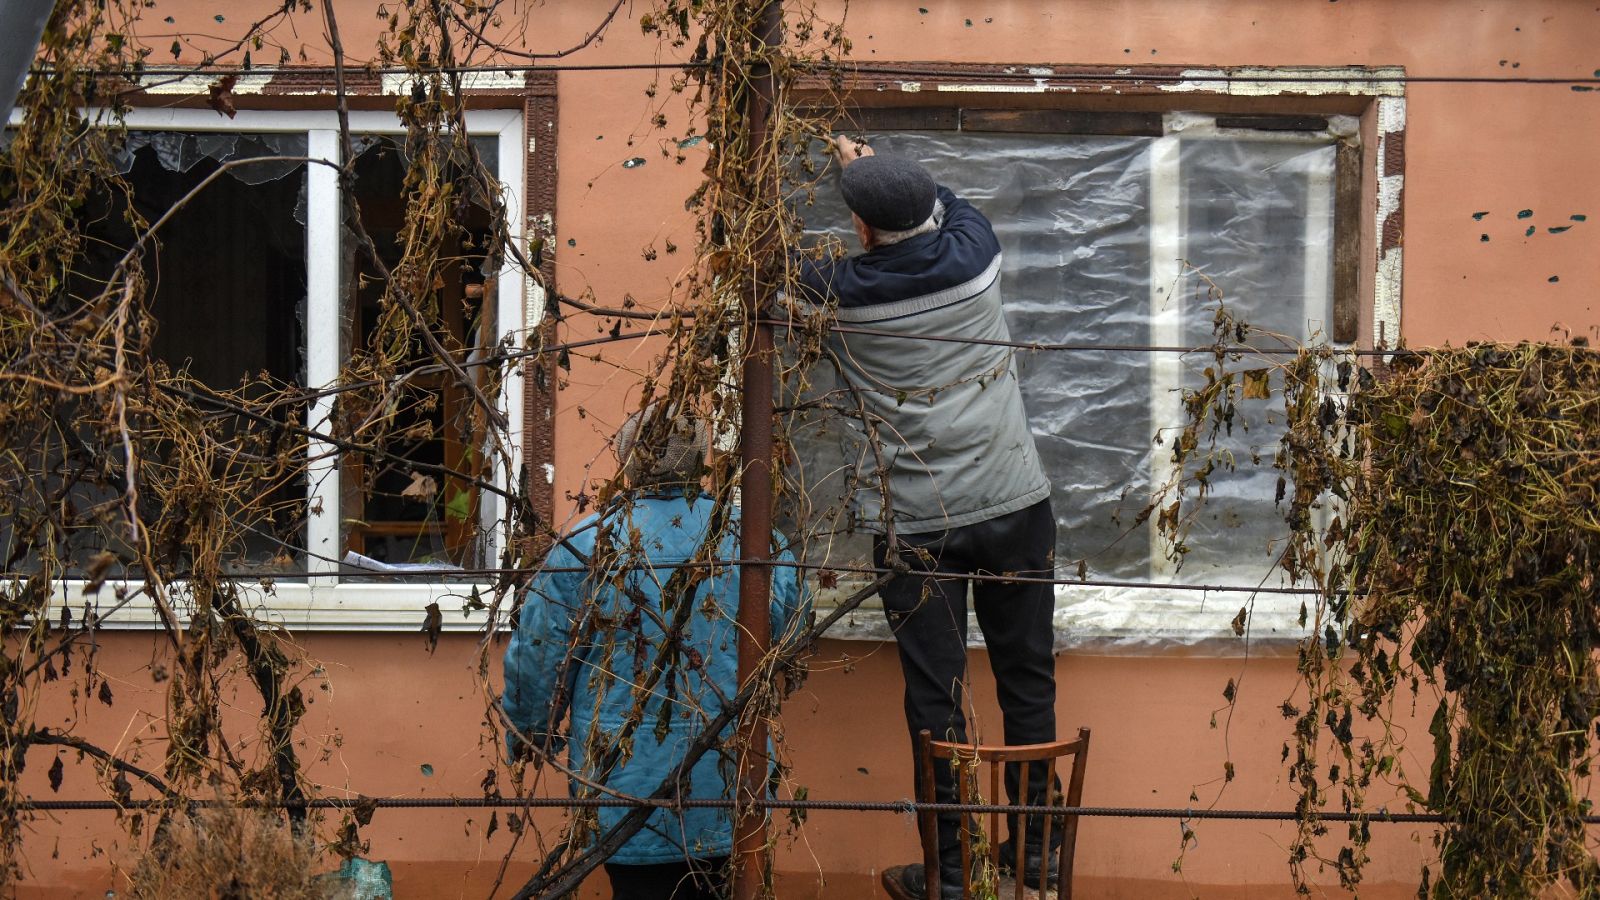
[{"x1": 12, "y1": 106, "x2": 528, "y2": 631}]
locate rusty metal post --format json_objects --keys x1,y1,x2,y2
[{"x1": 732, "y1": 1, "x2": 783, "y2": 898}]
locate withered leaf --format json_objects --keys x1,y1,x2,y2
[
  {"x1": 48, "y1": 755, "x2": 63, "y2": 793},
  {"x1": 1242, "y1": 368, "x2": 1272, "y2": 400},
  {"x1": 400, "y1": 472, "x2": 438, "y2": 502},
  {"x1": 421, "y1": 602, "x2": 443, "y2": 654},
  {"x1": 84, "y1": 551, "x2": 116, "y2": 596},
  {"x1": 1231, "y1": 606, "x2": 1248, "y2": 636},
  {"x1": 206, "y1": 74, "x2": 238, "y2": 119},
  {"x1": 352, "y1": 794, "x2": 377, "y2": 827},
  {"x1": 398, "y1": 420, "x2": 435, "y2": 442}
]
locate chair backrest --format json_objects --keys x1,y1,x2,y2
[{"x1": 916, "y1": 727, "x2": 1091, "y2": 900}]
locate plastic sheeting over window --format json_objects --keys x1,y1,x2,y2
[{"x1": 788, "y1": 116, "x2": 1349, "y2": 651}]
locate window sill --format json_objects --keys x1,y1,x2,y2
[
  {"x1": 813, "y1": 581, "x2": 1310, "y2": 657},
  {"x1": 48, "y1": 580, "x2": 496, "y2": 632}
]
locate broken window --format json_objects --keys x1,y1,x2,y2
[
  {"x1": 789, "y1": 113, "x2": 1352, "y2": 645},
  {"x1": 9, "y1": 107, "x2": 530, "y2": 625},
  {"x1": 338, "y1": 134, "x2": 501, "y2": 568},
  {"x1": 36, "y1": 131, "x2": 310, "y2": 576}
]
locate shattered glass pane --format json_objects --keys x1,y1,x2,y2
[
  {"x1": 335, "y1": 135, "x2": 499, "y2": 569},
  {"x1": 53, "y1": 134, "x2": 310, "y2": 575}
]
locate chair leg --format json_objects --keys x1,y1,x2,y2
[
  {"x1": 1038, "y1": 760, "x2": 1055, "y2": 898},
  {"x1": 918, "y1": 731, "x2": 940, "y2": 900},
  {"x1": 1058, "y1": 728, "x2": 1091, "y2": 900}
]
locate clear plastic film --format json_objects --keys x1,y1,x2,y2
[{"x1": 785, "y1": 118, "x2": 1344, "y2": 652}]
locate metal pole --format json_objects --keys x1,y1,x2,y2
[{"x1": 732, "y1": 1, "x2": 783, "y2": 898}]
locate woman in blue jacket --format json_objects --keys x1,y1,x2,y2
[{"x1": 502, "y1": 405, "x2": 807, "y2": 900}]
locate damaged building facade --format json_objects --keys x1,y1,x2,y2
[{"x1": 10, "y1": 1, "x2": 1600, "y2": 897}]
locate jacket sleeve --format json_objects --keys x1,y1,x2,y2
[
  {"x1": 789, "y1": 251, "x2": 840, "y2": 308},
  {"x1": 936, "y1": 184, "x2": 1002, "y2": 259},
  {"x1": 501, "y1": 541, "x2": 585, "y2": 761},
  {"x1": 768, "y1": 539, "x2": 811, "y2": 647}
]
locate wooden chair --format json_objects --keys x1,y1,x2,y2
[{"x1": 917, "y1": 727, "x2": 1091, "y2": 900}]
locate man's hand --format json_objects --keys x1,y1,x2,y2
[{"x1": 834, "y1": 134, "x2": 874, "y2": 165}]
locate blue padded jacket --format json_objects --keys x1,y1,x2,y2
[{"x1": 501, "y1": 490, "x2": 807, "y2": 865}]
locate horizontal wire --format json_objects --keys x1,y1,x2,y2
[
  {"x1": 770, "y1": 318, "x2": 1395, "y2": 357},
  {"x1": 152, "y1": 311, "x2": 1383, "y2": 412},
  {"x1": 833, "y1": 64, "x2": 1600, "y2": 87},
  {"x1": 14, "y1": 794, "x2": 1536, "y2": 824},
  {"x1": 23, "y1": 60, "x2": 1600, "y2": 86},
  {"x1": 26, "y1": 61, "x2": 713, "y2": 77},
  {"x1": 199, "y1": 557, "x2": 1336, "y2": 596}
]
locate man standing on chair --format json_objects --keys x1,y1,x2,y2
[{"x1": 793, "y1": 136, "x2": 1061, "y2": 899}]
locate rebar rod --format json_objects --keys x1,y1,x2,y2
[
  {"x1": 732, "y1": 3, "x2": 785, "y2": 897},
  {"x1": 21, "y1": 794, "x2": 1572, "y2": 826}
]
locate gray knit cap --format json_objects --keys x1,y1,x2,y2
[
  {"x1": 840, "y1": 153, "x2": 938, "y2": 232},
  {"x1": 614, "y1": 403, "x2": 708, "y2": 486}
]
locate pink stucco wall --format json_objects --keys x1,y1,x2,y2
[{"x1": 15, "y1": 1, "x2": 1600, "y2": 897}]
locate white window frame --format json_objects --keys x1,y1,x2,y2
[
  {"x1": 1123, "y1": 118, "x2": 1343, "y2": 647},
  {"x1": 12, "y1": 106, "x2": 528, "y2": 630}
]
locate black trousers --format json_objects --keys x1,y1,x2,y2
[
  {"x1": 603, "y1": 856, "x2": 728, "y2": 900},
  {"x1": 874, "y1": 498, "x2": 1060, "y2": 875}
]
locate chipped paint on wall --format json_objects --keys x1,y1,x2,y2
[
  {"x1": 1161, "y1": 66, "x2": 1405, "y2": 98},
  {"x1": 1373, "y1": 96, "x2": 1406, "y2": 346},
  {"x1": 381, "y1": 70, "x2": 525, "y2": 95},
  {"x1": 527, "y1": 281, "x2": 547, "y2": 328},
  {"x1": 935, "y1": 80, "x2": 1053, "y2": 93},
  {"x1": 140, "y1": 71, "x2": 274, "y2": 94}
]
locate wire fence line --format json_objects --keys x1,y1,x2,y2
[
  {"x1": 236, "y1": 559, "x2": 1339, "y2": 597},
  {"x1": 17, "y1": 795, "x2": 1504, "y2": 825},
  {"x1": 24, "y1": 59, "x2": 1600, "y2": 85}
]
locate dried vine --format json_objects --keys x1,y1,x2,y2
[
  {"x1": 1161, "y1": 313, "x2": 1600, "y2": 897},
  {"x1": 1, "y1": 0, "x2": 535, "y2": 890},
  {"x1": 6, "y1": 0, "x2": 879, "y2": 896}
]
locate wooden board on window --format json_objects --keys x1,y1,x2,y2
[
  {"x1": 1333, "y1": 139, "x2": 1362, "y2": 343},
  {"x1": 960, "y1": 109, "x2": 1163, "y2": 136},
  {"x1": 835, "y1": 106, "x2": 960, "y2": 131},
  {"x1": 1215, "y1": 115, "x2": 1331, "y2": 132}
]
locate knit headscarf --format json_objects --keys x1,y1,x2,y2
[{"x1": 614, "y1": 403, "x2": 709, "y2": 487}]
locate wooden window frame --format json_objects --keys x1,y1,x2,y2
[{"x1": 795, "y1": 63, "x2": 1407, "y2": 650}]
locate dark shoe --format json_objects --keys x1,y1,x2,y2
[
  {"x1": 881, "y1": 863, "x2": 963, "y2": 900},
  {"x1": 994, "y1": 838, "x2": 1060, "y2": 890}
]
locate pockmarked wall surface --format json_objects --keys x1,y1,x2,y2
[{"x1": 14, "y1": 1, "x2": 1600, "y2": 897}]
